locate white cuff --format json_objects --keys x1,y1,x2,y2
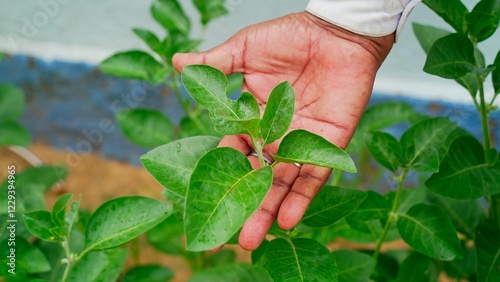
[{"x1": 306, "y1": 0, "x2": 421, "y2": 41}]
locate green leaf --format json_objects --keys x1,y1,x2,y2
[
  {"x1": 0, "y1": 121, "x2": 30, "y2": 147},
  {"x1": 132, "y1": 28, "x2": 162, "y2": 55},
  {"x1": 274, "y1": 130, "x2": 356, "y2": 173},
  {"x1": 366, "y1": 131, "x2": 403, "y2": 172},
  {"x1": 147, "y1": 215, "x2": 184, "y2": 255},
  {"x1": 348, "y1": 191, "x2": 389, "y2": 221},
  {"x1": 51, "y1": 194, "x2": 72, "y2": 232},
  {"x1": 413, "y1": 23, "x2": 452, "y2": 54},
  {"x1": 0, "y1": 237, "x2": 51, "y2": 275},
  {"x1": 397, "y1": 204, "x2": 463, "y2": 261},
  {"x1": 182, "y1": 65, "x2": 232, "y2": 110},
  {"x1": 423, "y1": 0, "x2": 469, "y2": 33},
  {"x1": 443, "y1": 243, "x2": 477, "y2": 280},
  {"x1": 116, "y1": 109, "x2": 173, "y2": 147},
  {"x1": 65, "y1": 200, "x2": 80, "y2": 235},
  {"x1": 192, "y1": 0, "x2": 228, "y2": 25},
  {"x1": 163, "y1": 35, "x2": 202, "y2": 64},
  {"x1": 398, "y1": 252, "x2": 439, "y2": 282},
  {"x1": 151, "y1": 0, "x2": 190, "y2": 36},
  {"x1": 493, "y1": 50, "x2": 500, "y2": 94},
  {"x1": 179, "y1": 109, "x2": 220, "y2": 138},
  {"x1": 400, "y1": 117, "x2": 457, "y2": 173},
  {"x1": 466, "y1": 0, "x2": 500, "y2": 42},
  {"x1": 123, "y1": 265, "x2": 174, "y2": 282},
  {"x1": 141, "y1": 136, "x2": 220, "y2": 208},
  {"x1": 260, "y1": 81, "x2": 295, "y2": 144},
  {"x1": 0, "y1": 84, "x2": 24, "y2": 122},
  {"x1": 384, "y1": 188, "x2": 426, "y2": 215},
  {"x1": 227, "y1": 73, "x2": 243, "y2": 96},
  {"x1": 23, "y1": 211, "x2": 58, "y2": 242},
  {"x1": 301, "y1": 186, "x2": 366, "y2": 227},
  {"x1": 334, "y1": 249, "x2": 376, "y2": 282},
  {"x1": 211, "y1": 92, "x2": 261, "y2": 136},
  {"x1": 185, "y1": 147, "x2": 273, "y2": 251},
  {"x1": 265, "y1": 238, "x2": 338, "y2": 282},
  {"x1": 69, "y1": 248, "x2": 128, "y2": 282},
  {"x1": 475, "y1": 224, "x2": 500, "y2": 282},
  {"x1": 371, "y1": 253, "x2": 399, "y2": 281},
  {"x1": 85, "y1": 196, "x2": 172, "y2": 251},
  {"x1": 1, "y1": 165, "x2": 68, "y2": 193},
  {"x1": 251, "y1": 240, "x2": 269, "y2": 266},
  {"x1": 189, "y1": 263, "x2": 272, "y2": 282},
  {"x1": 206, "y1": 250, "x2": 237, "y2": 267},
  {"x1": 99, "y1": 50, "x2": 168, "y2": 84},
  {"x1": 426, "y1": 136, "x2": 500, "y2": 199}
]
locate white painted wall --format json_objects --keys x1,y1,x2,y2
[{"x1": 0, "y1": 0, "x2": 498, "y2": 104}]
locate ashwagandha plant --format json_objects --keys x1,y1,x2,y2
[{"x1": 99, "y1": 0, "x2": 242, "y2": 147}]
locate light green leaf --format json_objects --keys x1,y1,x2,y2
[
  {"x1": 0, "y1": 84, "x2": 24, "y2": 122},
  {"x1": 227, "y1": 73, "x2": 243, "y2": 96},
  {"x1": 23, "y1": 211, "x2": 58, "y2": 242},
  {"x1": 397, "y1": 204, "x2": 463, "y2": 261},
  {"x1": 132, "y1": 28, "x2": 162, "y2": 55},
  {"x1": 265, "y1": 238, "x2": 338, "y2": 282},
  {"x1": 123, "y1": 265, "x2": 174, "y2": 282},
  {"x1": 141, "y1": 136, "x2": 220, "y2": 208},
  {"x1": 0, "y1": 237, "x2": 51, "y2": 275},
  {"x1": 475, "y1": 224, "x2": 500, "y2": 282},
  {"x1": 51, "y1": 194, "x2": 72, "y2": 232},
  {"x1": 65, "y1": 200, "x2": 80, "y2": 235},
  {"x1": 99, "y1": 51, "x2": 168, "y2": 84},
  {"x1": 334, "y1": 249, "x2": 375, "y2": 282},
  {"x1": 366, "y1": 131, "x2": 403, "y2": 172},
  {"x1": 426, "y1": 136, "x2": 500, "y2": 199},
  {"x1": 348, "y1": 191, "x2": 389, "y2": 221},
  {"x1": 260, "y1": 81, "x2": 295, "y2": 144},
  {"x1": 422, "y1": 0, "x2": 469, "y2": 33},
  {"x1": 301, "y1": 186, "x2": 366, "y2": 227},
  {"x1": 116, "y1": 109, "x2": 173, "y2": 147},
  {"x1": 398, "y1": 252, "x2": 439, "y2": 282},
  {"x1": 147, "y1": 215, "x2": 184, "y2": 255},
  {"x1": 69, "y1": 248, "x2": 128, "y2": 282},
  {"x1": 274, "y1": 130, "x2": 356, "y2": 173},
  {"x1": 0, "y1": 121, "x2": 30, "y2": 147},
  {"x1": 192, "y1": 0, "x2": 228, "y2": 25},
  {"x1": 424, "y1": 33, "x2": 477, "y2": 79},
  {"x1": 189, "y1": 263, "x2": 272, "y2": 282},
  {"x1": 185, "y1": 147, "x2": 273, "y2": 251},
  {"x1": 211, "y1": 92, "x2": 261, "y2": 136},
  {"x1": 151, "y1": 0, "x2": 190, "y2": 36},
  {"x1": 85, "y1": 196, "x2": 172, "y2": 251},
  {"x1": 493, "y1": 50, "x2": 500, "y2": 94},
  {"x1": 163, "y1": 35, "x2": 202, "y2": 64}
]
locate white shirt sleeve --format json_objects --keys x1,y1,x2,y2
[{"x1": 306, "y1": 0, "x2": 422, "y2": 41}]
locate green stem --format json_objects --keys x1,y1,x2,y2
[
  {"x1": 61, "y1": 239, "x2": 74, "y2": 282},
  {"x1": 477, "y1": 74, "x2": 492, "y2": 164},
  {"x1": 373, "y1": 169, "x2": 408, "y2": 260},
  {"x1": 251, "y1": 136, "x2": 266, "y2": 168}
]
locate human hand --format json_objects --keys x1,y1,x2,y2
[{"x1": 173, "y1": 11, "x2": 393, "y2": 251}]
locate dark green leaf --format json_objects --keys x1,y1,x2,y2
[
  {"x1": 260, "y1": 81, "x2": 295, "y2": 144},
  {"x1": 69, "y1": 248, "x2": 128, "y2": 282},
  {"x1": 132, "y1": 28, "x2": 162, "y2": 55},
  {"x1": 251, "y1": 240, "x2": 269, "y2": 266},
  {"x1": 466, "y1": 0, "x2": 500, "y2": 42},
  {"x1": 398, "y1": 252, "x2": 439, "y2": 282},
  {"x1": 385, "y1": 188, "x2": 426, "y2": 215},
  {"x1": 85, "y1": 196, "x2": 172, "y2": 250},
  {"x1": 123, "y1": 265, "x2": 174, "y2": 282},
  {"x1": 116, "y1": 109, "x2": 173, "y2": 147},
  {"x1": 51, "y1": 194, "x2": 72, "y2": 233},
  {"x1": 147, "y1": 215, "x2": 184, "y2": 255},
  {"x1": 141, "y1": 136, "x2": 220, "y2": 208},
  {"x1": 475, "y1": 224, "x2": 500, "y2": 282},
  {"x1": 206, "y1": 250, "x2": 236, "y2": 267},
  {"x1": 0, "y1": 121, "x2": 30, "y2": 147},
  {"x1": 371, "y1": 253, "x2": 399, "y2": 281},
  {"x1": 301, "y1": 186, "x2": 366, "y2": 227},
  {"x1": 99, "y1": 51, "x2": 168, "y2": 84},
  {"x1": 189, "y1": 263, "x2": 272, "y2": 282},
  {"x1": 413, "y1": 23, "x2": 452, "y2": 54},
  {"x1": 366, "y1": 131, "x2": 403, "y2": 171},
  {"x1": 23, "y1": 211, "x2": 58, "y2": 242},
  {"x1": 192, "y1": 0, "x2": 228, "y2": 25},
  {"x1": 397, "y1": 204, "x2": 463, "y2": 261},
  {"x1": 265, "y1": 238, "x2": 337, "y2": 282},
  {"x1": 185, "y1": 147, "x2": 273, "y2": 251},
  {"x1": 0, "y1": 84, "x2": 24, "y2": 122},
  {"x1": 348, "y1": 191, "x2": 389, "y2": 221},
  {"x1": 0, "y1": 237, "x2": 51, "y2": 275},
  {"x1": 426, "y1": 136, "x2": 500, "y2": 199},
  {"x1": 443, "y1": 243, "x2": 477, "y2": 280},
  {"x1": 493, "y1": 50, "x2": 500, "y2": 94},
  {"x1": 423, "y1": 0, "x2": 469, "y2": 33},
  {"x1": 424, "y1": 34, "x2": 476, "y2": 79},
  {"x1": 274, "y1": 130, "x2": 356, "y2": 173},
  {"x1": 179, "y1": 109, "x2": 220, "y2": 138},
  {"x1": 334, "y1": 249, "x2": 376, "y2": 282},
  {"x1": 151, "y1": 0, "x2": 190, "y2": 36}
]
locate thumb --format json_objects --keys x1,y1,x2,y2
[{"x1": 172, "y1": 37, "x2": 245, "y2": 75}]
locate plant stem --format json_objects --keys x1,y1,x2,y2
[
  {"x1": 251, "y1": 136, "x2": 266, "y2": 168},
  {"x1": 61, "y1": 239, "x2": 73, "y2": 282},
  {"x1": 477, "y1": 74, "x2": 492, "y2": 164},
  {"x1": 373, "y1": 169, "x2": 408, "y2": 260}
]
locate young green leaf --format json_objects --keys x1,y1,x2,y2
[
  {"x1": 141, "y1": 136, "x2": 220, "y2": 208},
  {"x1": 493, "y1": 50, "x2": 500, "y2": 94},
  {"x1": 274, "y1": 130, "x2": 356, "y2": 173},
  {"x1": 122, "y1": 265, "x2": 174, "y2": 282},
  {"x1": 85, "y1": 196, "x2": 172, "y2": 251},
  {"x1": 0, "y1": 237, "x2": 51, "y2": 275},
  {"x1": 69, "y1": 248, "x2": 128, "y2": 282},
  {"x1": 182, "y1": 64, "x2": 231, "y2": 111},
  {"x1": 185, "y1": 147, "x2": 273, "y2": 251},
  {"x1": 413, "y1": 23, "x2": 451, "y2": 54},
  {"x1": 189, "y1": 263, "x2": 272, "y2": 282},
  {"x1": 132, "y1": 28, "x2": 162, "y2": 55},
  {"x1": 192, "y1": 0, "x2": 228, "y2": 26},
  {"x1": 422, "y1": 0, "x2": 469, "y2": 33},
  {"x1": 65, "y1": 200, "x2": 80, "y2": 235},
  {"x1": 466, "y1": 0, "x2": 500, "y2": 42},
  {"x1": 366, "y1": 131, "x2": 403, "y2": 172},
  {"x1": 23, "y1": 211, "x2": 58, "y2": 242},
  {"x1": 348, "y1": 191, "x2": 389, "y2": 221},
  {"x1": 151, "y1": 0, "x2": 190, "y2": 36},
  {"x1": 0, "y1": 121, "x2": 30, "y2": 147},
  {"x1": 147, "y1": 215, "x2": 184, "y2": 255},
  {"x1": 51, "y1": 194, "x2": 72, "y2": 233},
  {"x1": 265, "y1": 238, "x2": 337, "y2": 282},
  {"x1": 423, "y1": 34, "x2": 476, "y2": 79},
  {"x1": 116, "y1": 109, "x2": 174, "y2": 147},
  {"x1": 99, "y1": 51, "x2": 168, "y2": 84},
  {"x1": 260, "y1": 81, "x2": 295, "y2": 144},
  {"x1": 426, "y1": 136, "x2": 500, "y2": 199},
  {"x1": 398, "y1": 252, "x2": 439, "y2": 282},
  {"x1": 211, "y1": 92, "x2": 261, "y2": 136},
  {"x1": 397, "y1": 204, "x2": 463, "y2": 261},
  {"x1": 334, "y1": 250, "x2": 376, "y2": 282},
  {"x1": 475, "y1": 224, "x2": 500, "y2": 282},
  {"x1": 0, "y1": 84, "x2": 25, "y2": 122},
  {"x1": 301, "y1": 186, "x2": 366, "y2": 227}
]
